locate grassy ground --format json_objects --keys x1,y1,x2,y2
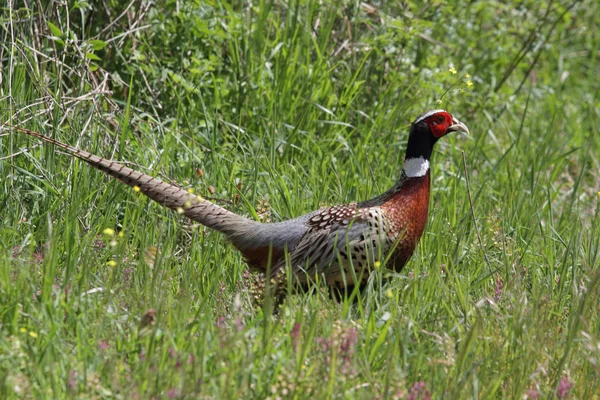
[{"x1": 1, "y1": 0, "x2": 600, "y2": 398}]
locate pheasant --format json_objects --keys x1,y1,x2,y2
[{"x1": 8, "y1": 110, "x2": 468, "y2": 294}]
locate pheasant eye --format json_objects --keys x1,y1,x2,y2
[{"x1": 436, "y1": 116, "x2": 444, "y2": 123}]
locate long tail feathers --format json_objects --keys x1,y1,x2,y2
[{"x1": 6, "y1": 125, "x2": 254, "y2": 237}]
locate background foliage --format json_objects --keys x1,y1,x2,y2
[{"x1": 1, "y1": 0, "x2": 599, "y2": 398}]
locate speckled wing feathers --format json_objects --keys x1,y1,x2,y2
[{"x1": 271, "y1": 204, "x2": 399, "y2": 287}]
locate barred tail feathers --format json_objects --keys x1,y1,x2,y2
[{"x1": 11, "y1": 126, "x2": 255, "y2": 237}]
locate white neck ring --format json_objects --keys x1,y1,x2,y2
[{"x1": 403, "y1": 157, "x2": 430, "y2": 177}]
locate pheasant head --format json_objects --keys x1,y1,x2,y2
[{"x1": 403, "y1": 110, "x2": 469, "y2": 178}]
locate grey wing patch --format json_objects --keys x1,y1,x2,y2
[{"x1": 280, "y1": 229, "x2": 333, "y2": 277}]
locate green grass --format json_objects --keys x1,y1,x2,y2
[{"x1": 1, "y1": 0, "x2": 600, "y2": 398}]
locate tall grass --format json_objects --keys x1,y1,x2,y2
[{"x1": 1, "y1": 0, "x2": 599, "y2": 398}]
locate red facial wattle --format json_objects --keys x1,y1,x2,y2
[{"x1": 427, "y1": 112, "x2": 453, "y2": 138}]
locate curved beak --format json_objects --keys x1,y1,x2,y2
[{"x1": 447, "y1": 117, "x2": 470, "y2": 136}]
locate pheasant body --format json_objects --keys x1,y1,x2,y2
[{"x1": 8, "y1": 109, "x2": 468, "y2": 293}]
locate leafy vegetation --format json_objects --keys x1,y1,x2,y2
[{"x1": 1, "y1": 0, "x2": 599, "y2": 398}]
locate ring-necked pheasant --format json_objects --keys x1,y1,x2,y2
[{"x1": 8, "y1": 110, "x2": 468, "y2": 294}]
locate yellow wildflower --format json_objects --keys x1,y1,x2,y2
[
  {"x1": 177, "y1": 207, "x2": 185, "y2": 214},
  {"x1": 465, "y1": 73, "x2": 471, "y2": 78},
  {"x1": 385, "y1": 289, "x2": 393, "y2": 298},
  {"x1": 133, "y1": 186, "x2": 141, "y2": 192},
  {"x1": 19, "y1": 327, "x2": 27, "y2": 333},
  {"x1": 374, "y1": 261, "x2": 381, "y2": 269},
  {"x1": 449, "y1": 67, "x2": 457, "y2": 74},
  {"x1": 103, "y1": 228, "x2": 115, "y2": 237},
  {"x1": 187, "y1": 188, "x2": 194, "y2": 194},
  {"x1": 118, "y1": 231, "x2": 124, "y2": 238},
  {"x1": 107, "y1": 260, "x2": 117, "y2": 267},
  {"x1": 29, "y1": 331, "x2": 38, "y2": 338},
  {"x1": 466, "y1": 80, "x2": 473, "y2": 87}
]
